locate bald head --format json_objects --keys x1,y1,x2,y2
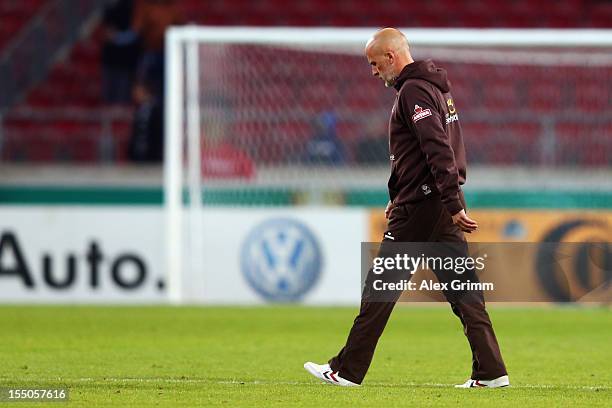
[
  {"x1": 366, "y1": 28, "x2": 409, "y2": 56},
  {"x1": 365, "y1": 28, "x2": 413, "y2": 88}
]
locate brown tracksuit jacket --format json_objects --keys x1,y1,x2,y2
[{"x1": 388, "y1": 59, "x2": 467, "y2": 216}]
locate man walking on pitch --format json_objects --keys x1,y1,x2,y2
[{"x1": 304, "y1": 28, "x2": 509, "y2": 388}]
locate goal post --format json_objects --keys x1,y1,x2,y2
[{"x1": 164, "y1": 27, "x2": 612, "y2": 304}]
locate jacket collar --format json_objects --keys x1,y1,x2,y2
[{"x1": 393, "y1": 60, "x2": 431, "y2": 92}]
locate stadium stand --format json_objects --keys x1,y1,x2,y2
[
  {"x1": 0, "y1": 0, "x2": 45, "y2": 50},
  {"x1": 0, "y1": 0, "x2": 611, "y2": 164}
]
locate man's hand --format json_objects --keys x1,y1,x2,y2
[
  {"x1": 452, "y1": 209, "x2": 478, "y2": 233},
  {"x1": 384, "y1": 201, "x2": 393, "y2": 219}
]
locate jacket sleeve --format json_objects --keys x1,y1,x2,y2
[{"x1": 398, "y1": 82, "x2": 463, "y2": 216}]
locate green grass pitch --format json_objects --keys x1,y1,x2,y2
[{"x1": 0, "y1": 306, "x2": 610, "y2": 407}]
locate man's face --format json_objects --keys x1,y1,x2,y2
[{"x1": 366, "y1": 49, "x2": 396, "y2": 88}]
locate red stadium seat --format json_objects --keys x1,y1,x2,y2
[
  {"x1": 526, "y1": 81, "x2": 564, "y2": 113},
  {"x1": 574, "y1": 82, "x2": 609, "y2": 112}
]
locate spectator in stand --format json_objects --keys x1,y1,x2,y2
[
  {"x1": 132, "y1": 0, "x2": 183, "y2": 98},
  {"x1": 355, "y1": 119, "x2": 389, "y2": 165},
  {"x1": 303, "y1": 111, "x2": 346, "y2": 165},
  {"x1": 101, "y1": 0, "x2": 141, "y2": 104},
  {"x1": 127, "y1": 78, "x2": 163, "y2": 162}
]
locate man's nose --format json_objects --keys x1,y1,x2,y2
[{"x1": 371, "y1": 67, "x2": 379, "y2": 77}]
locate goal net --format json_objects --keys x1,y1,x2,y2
[{"x1": 164, "y1": 27, "x2": 612, "y2": 302}]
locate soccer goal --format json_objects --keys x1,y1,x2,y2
[{"x1": 164, "y1": 27, "x2": 612, "y2": 303}]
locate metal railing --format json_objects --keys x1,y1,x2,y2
[
  {"x1": 0, "y1": 106, "x2": 133, "y2": 163},
  {"x1": 0, "y1": 108, "x2": 609, "y2": 166},
  {"x1": 0, "y1": 0, "x2": 107, "y2": 111}
]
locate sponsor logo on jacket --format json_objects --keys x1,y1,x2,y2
[
  {"x1": 446, "y1": 98, "x2": 459, "y2": 124},
  {"x1": 446, "y1": 113, "x2": 459, "y2": 124},
  {"x1": 412, "y1": 105, "x2": 432, "y2": 123}
]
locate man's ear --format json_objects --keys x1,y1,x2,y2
[{"x1": 384, "y1": 51, "x2": 394, "y2": 64}]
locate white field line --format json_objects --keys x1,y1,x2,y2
[{"x1": 0, "y1": 378, "x2": 609, "y2": 391}]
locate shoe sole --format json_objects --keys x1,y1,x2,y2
[{"x1": 455, "y1": 381, "x2": 511, "y2": 388}]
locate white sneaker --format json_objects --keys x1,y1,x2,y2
[
  {"x1": 303, "y1": 362, "x2": 360, "y2": 387},
  {"x1": 455, "y1": 375, "x2": 510, "y2": 388}
]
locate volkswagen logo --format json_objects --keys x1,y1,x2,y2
[{"x1": 241, "y1": 218, "x2": 322, "y2": 302}]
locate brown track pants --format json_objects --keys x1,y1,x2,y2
[{"x1": 328, "y1": 193, "x2": 507, "y2": 384}]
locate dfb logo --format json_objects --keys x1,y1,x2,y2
[
  {"x1": 241, "y1": 218, "x2": 322, "y2": 302},
  {"x1": 536, "y1": 219, "x2": 611, "y2": 301}
]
